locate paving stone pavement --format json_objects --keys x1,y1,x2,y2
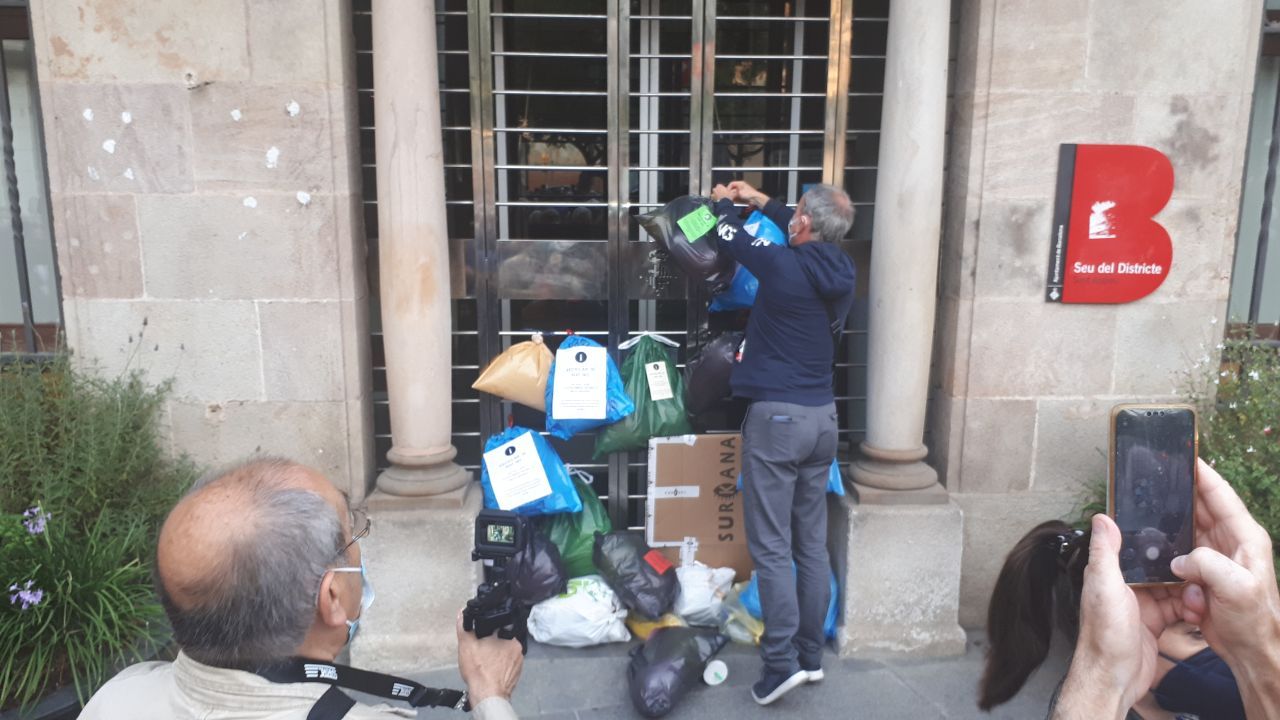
[{"x1": 369, "y1": 630, "x2": 1070, "y2": 719}]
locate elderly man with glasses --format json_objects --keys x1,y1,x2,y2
[{"x1": 81, "y1": 457, "x2": 521, "y2": 719}]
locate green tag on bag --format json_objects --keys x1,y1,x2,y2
[{"x1": 676, "y1": 206, "x2": 717, "y2": 243}]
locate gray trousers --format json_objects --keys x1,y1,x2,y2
[{"x1": 741, "y1": 400, "x2": 838, "y2": 674}]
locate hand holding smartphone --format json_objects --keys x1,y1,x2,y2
[{"x1": 1108, "y1": 404, "x2": 1197, "y2": 586}]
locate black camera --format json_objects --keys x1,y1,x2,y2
[{"x1": 461, "y1": 509, "x2": 530, "y2": 653}]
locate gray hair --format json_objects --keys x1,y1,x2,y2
[
  {"x1": 157, "y1": 457, "x2": 345, "y2": 670},
  {"x1": 801, "y1": 184, "x2": 855, "y2": 243}
]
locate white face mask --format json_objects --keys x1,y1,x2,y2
[
  {"x1": 787, "y1": 214, "x2": 805, "y2": 245},
  {"x1": 331, "y1": 559, "x2": 375, "y2": 643}
]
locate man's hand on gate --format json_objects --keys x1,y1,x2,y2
[
  {"x1": 711, "y1": 184, "x2": 733, "y2": 202},
  {"x1": 727, "y1": 180, "x2": 769, "y2": 207}
]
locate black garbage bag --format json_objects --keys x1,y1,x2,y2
[
  {"x1": 637, "y1": 195, "x2": 737, "y2": 294},
  {"x1": 592, "y1": 531, "x2": 678, "y2": 620},
  {"x1": 509, "y1": 528, "x2": 569, "y2": 606},
  {"x1": 628, "y1": 627, "x2": 729, "y2": 718},
  {"x1": 683, "y1": 331, "x2": 744, "y2": 416}
]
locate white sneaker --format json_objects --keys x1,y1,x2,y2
[
  {"x1": 804, "y1": 668, "x2": 824, "y2": 683},
  {"x1": 751, "y1": 669, "x2": 809, "y2": 706}
]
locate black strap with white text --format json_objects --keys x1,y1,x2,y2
[{"x1": 255, "y1": 658, "x2": 469, "y2": 719}]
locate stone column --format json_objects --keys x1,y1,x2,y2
[
  {"x1": 849, "y1": 0, "x2": 949, "y2": 499},
  {"x1": 371, "y1": 0, "x2": 469, "y2": 499}
]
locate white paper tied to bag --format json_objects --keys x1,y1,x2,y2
[
  {"x1": 552, "y1": 345, "x2": 608, "y2": 420},
  {"x1": 644, "y1": 361, "x2": 675, "y2": 401},
  {"x1": 482, "y1": 432, "x2": 552, "y2": 510}
]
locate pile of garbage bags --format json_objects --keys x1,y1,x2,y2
[{"x1": 460, "y1": 195, "x2": 850, "y2": 717}]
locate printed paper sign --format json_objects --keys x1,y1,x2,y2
[
  {"x1": 552, "y1": 345, "x2": 607, "y2": 419},
  {"x1": 676, "y1": 206, "x2": 717, "y2": 242},
  {"x1": 482, "y1": 432, "x2": 552, "y2": 510},
  {"x1": 644, "y1": 361, "x2": 675, "y2": 401}
]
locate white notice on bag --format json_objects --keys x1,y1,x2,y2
[
  {"x1": 483, "y1": 432, "x2": 552, "y2": 510},
  {"x1": 552, "y1": 345, "x2": 608, "y2": 419},
  {"x1": 644, "y1": 361, "x2": 674, "y2": 401}
]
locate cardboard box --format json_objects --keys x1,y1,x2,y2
[{"x1": 646, "y1": 434, "x2": 753, "y2": 582}]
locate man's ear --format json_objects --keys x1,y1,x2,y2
[{"x1": 315, "y1": 571, "x2": 350, "y2": 629}]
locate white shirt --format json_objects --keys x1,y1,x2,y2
[{"x1": 79, "y1": 652, "x2": 518, "y2": 720}]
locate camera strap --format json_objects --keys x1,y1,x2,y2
[{"x1": 255, "y1": 658, "x2": 469, "y2": 719}]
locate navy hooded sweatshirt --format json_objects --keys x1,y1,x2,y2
[{"x1": 712, "y1": 197, "x2": 857, "y2": 406}]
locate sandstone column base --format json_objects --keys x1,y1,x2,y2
[
  {"x1": 349, "y1": 488, "x2": 482, "y2": 673},
  {"x1": 376, "y1": 444, "x2": 472, "y2": 502},
  {"x1": 827, "y1": 493, "x2": 966, "y2": 658},
  {"x1": 850, "y1": 441, "x2": 939, "y2": 494}
]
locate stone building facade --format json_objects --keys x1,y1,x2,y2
[
  {"x1": 935, "y1": 0, "x2": 1260, "y2": 625},
  {"x1": 7, "y1": 0, "x2": 1266, "y2": 668}
]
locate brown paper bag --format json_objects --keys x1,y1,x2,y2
[{"x1": 472, "y1": 333, "x2": 553, "y2": 411}]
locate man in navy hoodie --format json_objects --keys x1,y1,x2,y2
[{"x1": 709, "y1": 180, "x2": 856, "y2": 706}]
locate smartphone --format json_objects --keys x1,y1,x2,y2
[{"x1": 1108, "y1": 404, "x2": 1197, "y2": 585}]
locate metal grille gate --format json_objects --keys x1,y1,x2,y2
[{"x1": 355, "y1": 0, "x2": 889, "y2": 530}]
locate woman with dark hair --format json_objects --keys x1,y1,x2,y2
[{"x1": 978, "y1": 520, "x2": 1245, "y2": 720}]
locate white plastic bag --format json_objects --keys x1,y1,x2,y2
[
  {"x1": 673, "y1": 563, "x2": 736, "y2": 627},
  {"x1": 528, "y1": 575, "x2": 630, "y2": 648}
]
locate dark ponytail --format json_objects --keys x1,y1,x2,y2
[{"x1": 978, "y1": 520, "x2": 1089, "y2": 711}]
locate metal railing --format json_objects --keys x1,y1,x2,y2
[
  {"x1": 1249, "y1": 15, "x2": 1280, "y2": 327},
  {"x1": 356, "y1": 0, "x2": 890, "y2": 528},
  {"x1": 0, "y1": 2, "x2": 57, "y2": 358}
]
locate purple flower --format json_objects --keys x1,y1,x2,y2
[
  {"x1": 21, "y1": 506, "x2": 50, "y2": 535},
  {"x1": 8, "y1": 580, "x2": 44, "y2": 610}
]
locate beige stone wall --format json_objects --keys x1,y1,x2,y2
[
  {"x1": 31, "y1": 0, "x2": 373, "y2": 497},
  {"x1": 934, "y1": 0, "x2": 1263, "y2": 626}
]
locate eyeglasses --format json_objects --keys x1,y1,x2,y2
[{"x1": 336, "y1": 507, "x2": 371, "y2": 560}]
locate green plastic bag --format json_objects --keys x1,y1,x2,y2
[
  {"x1": 595, "y1": 335, "x2": 693, "y2": 457},
  {"x1": 540, "y1": 470, "x2": 613, "y2": 578}
]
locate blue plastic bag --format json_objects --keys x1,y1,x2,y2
[
  {"x1": 708, "y1": 211, "x2": 787, "y2": 312},
  {"x1": 480, "y1": 425, "x2": 583, "y2": 516},
  {"x1": 740, "y1": 566, "x2": 840, "y2": 640},
  {"x1": 736, "y1": 459, "x2": 845, "y2": 496},
  {"x1": 545, "y1": 335, "x2": 636, "y2": 440},
  {"x1": 827, "y1": 460, "x2": 846, "y2": 497}
]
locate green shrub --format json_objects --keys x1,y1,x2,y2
[
  {"x1": 0, "y1": 358, "x2": 195, "y2": 711},
  {"x1": 1188, "y1": 335, "x2": 1280, "y2": 569},
  {"x1": 0, "y1": 508, "x2": 169, "y2": 709}
]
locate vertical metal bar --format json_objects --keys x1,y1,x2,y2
[
  {"x1": 21, "y1": 29, "x2": 61, "y2": 342},
  {"x1": 0, "y1": 41, "x2": 34, "y2": 354},
  {"x1": 470, "y1": 0, "x2": 502, "y2": 438},
  {"x1": 689, "y1": 2, "x2": 706, "y2": 195},
  {"x1": 492, "y1": 9, "x2": 511, "y2": 238},
  {"x1": 639, "y1": 0, "x2": 657, "y2": 207},
  {"x1": 1250, "y1": 61, "x2": 1280, "y2": 325},
  {"x1": 697, "y1": 1, "x2": 716, "y2": 195},
  {"x1": 638, "y1": 0, "x2": 657, "y2": 333},
  {"x1": 607, "y1": 0, "x2": 630, "y2": 530},
  {"x1": 823, "y1": 0, "x2": 854, "y2": 186},
  {"x1": 786, "y1": 0, "x2": 806, "y2": 203},
  {"x1": 681, "y1": 0, "x2": 714, "y2": 349}
]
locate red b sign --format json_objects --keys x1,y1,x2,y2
[{"x1": 1045, "y1": 144, "x2": 1175, "y2": 304}]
